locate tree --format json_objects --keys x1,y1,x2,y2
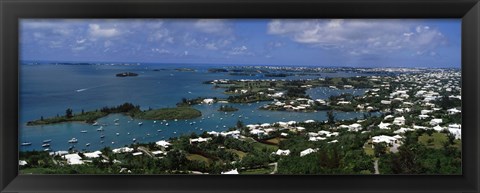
[
  {"x1": 374, "y1": 143, "x2": 387, "y2": 157},
  {"x1": 65, "y1": 108, "x2": 73, "y2": 118},
  {"x1": 236, "y1": 120, "x2": 244, "y2": 129},
  {"x1": 327, "y1": 111, "x2": 335, "y2": 124}
]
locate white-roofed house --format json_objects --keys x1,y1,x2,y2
[
  {"x1": 348, "y1": 123, "x2": 362, "y2": 132},
  {"x1": 64, "y1": 153, "x2": 84, "y2": 165},
  {"x1": 19, "y1": 160, "x2": 28, "y2": 166},
  {"x1": 447, "y1": 108, "x2": 461, "y2": 115},
  {"x1": 156, "y1": 140, "x2": 172, "y2": 150},
  {"x1": 274, "y1": 149, "x2": 291, "y2": 156},
  {"x1": 430, "y1": 118, "x2": 443, "y2": 126},
  {"x1": 112, "y1": 147, "x2": 134, "y2": 154},
  {"x1": 393, "y1": 116, "x2": 405, "y2": 126},
  {"x1": 300, "y1": 148, "x2": 318, "y2": 157},
  {"x1": 221, "y1": 169, "x2": 239, "y2": 174},
  {"x1": 378, "y1": 122, "x2": 391, "y2": 130},
  {"x1": 84, "y1": 151, "x2": 102, "y2": 158}
]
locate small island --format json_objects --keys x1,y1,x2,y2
[
  {"x1": 218, "y1": 105, "x2": 238, "y2": 112},
  {"x1": 134, "y1": 107, "x2": 202, "y2": 120},
  {"x1": 26, "y1": 103, "x2": 202, "y2": 126},
  {"x1": 175, "y1": 68, "x2": 196, "y2": 72},
  {"x1": 116, "y1": 72, "x2": 138, "y2": 77}
]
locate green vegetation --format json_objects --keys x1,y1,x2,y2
[
  {"x1": 218, "y1": 105, "x2": 238, "y2": 112},
  {"x1": 27, "y1": 103, "x2": 201, "y2": 125},
  {"x1": 134, "y1": 107, "x2": 202, "y2": 120},
  {"x1": 26, "y1": 111, "x2": 108, "y2": 126},
  {"x1": 418, "y1": 133, "x2": 448, "y2": 149}
]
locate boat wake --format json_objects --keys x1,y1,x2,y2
[{"x1": 75, "y1": 84, "x2": 109, "y2": 93}]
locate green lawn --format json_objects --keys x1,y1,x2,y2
[
  {"x1": 186, "y1": 154, "x2": 213, "y2": 165},
  {"x1": 243, "y1": 138, "x2": 279, "y2": 152},
  {"x1": 418, "y1": 133, "x2": 448, "y2": 149},
  {"x1": 265, "y1": 137, "x2": 285, "y2": 145},
  {"x1": 226, "y1": 149, "x2": 247, "y2": 159},
  {"x1": 240, "y1": 166, "x2": 274, "y2": 174}
]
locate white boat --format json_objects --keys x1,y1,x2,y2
[
  {"x1": 44, "y1": 148, "x2": 51, "y2": 152},
  {"x1": 42, "y1": 143, "x2": 50, "y2": 147},
  {"x1": 96, "y1": 126, "x2": 104, "y2": 131},
  {"x1": 165, "y1": 123, "x2": 169, "y2": 126},
  {"x1": 21, "y1": 142, "x2": 32, "y2": 146},
  {"x1": 43, "y1": 139, "x2": 52, "y2": 143},
  {"x1": 138, "y1": 122, "x2": 143, "y2": 126},
  {"x1": 114, "y1": 119, "x2": 120, "y2": 122},
  {"x1": 81, "y1": 130, "x2": 88, "y2": 133},
  {"x1": 86, "y1": 143, "x2": 90, "y2": 147},
  {"x1": 115, "y1": 123, "x2": 120, "y2": 126},
  {"x1": 116, "y1": 133, "x2": 120, "y2": 136},
  {"x1": 132, "y1": 138, "x2": 136, "y2": 142},
  {"x1": 100, "y1": 135, "x2": 105, "y2": 138},
  {"x1": 68, "y1": 138, "x2": 78, "y2": 143},
  {"x1": 92, "y1": 122, "x2": 99, "y2": 126}
]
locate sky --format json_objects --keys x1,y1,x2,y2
[{"x1": 20, "y1": 19, "x2": 461, "y2": 68}]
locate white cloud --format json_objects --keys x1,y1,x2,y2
[
  {"x1": 89, "y1": 24, "x2": 120, "y2": 38},
  {"x1": 267, "y1": 19, "x2": 447, "y2": 56},
  {"x1": 193, "y1": 19, "x2": 232, "y2": 35},
  {"x1": 76, "y1": 39, "x2": 86, "y2": 44},
  {"x1": 226, "y1": 45, "x2": 253, "y2": 56},
  {"x1": 205, "y1": 43, "x2": 218, "y2": 50}
]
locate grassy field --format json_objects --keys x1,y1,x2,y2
[
  {"x1": 135, "y1": 107, "x2": 202, "y2": 120},
  {"x1": 240, "y1": 166, "x2": 274, "y2": 174},
  {"x1": 418, "y1": 133, "x2": 448, "y2": 149},
  {"x1": 242, "y1": 137, "x2": 279, "y2": 152},
  {"x1": 265, "y1": 137, "x2": 285, "y2": 145},
  {"x1": 226, "y1": 149, "x2": 247, "y2": 159},
  {"x1": 186, "y1": 154, "x2": 213, "y2": 165}
]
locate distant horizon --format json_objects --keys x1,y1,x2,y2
[
  {"x1": 20, "y1": 19, "x2": 461, "y2": 68},
  {"x1": 20, "y1": 59, "x2": 461, "y2": 69}
]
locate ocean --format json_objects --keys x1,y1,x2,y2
[{"x1": 19, "y1": 63, "x2": 375, "y2": 152}]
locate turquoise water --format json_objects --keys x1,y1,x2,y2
[{"x1": 19, "y1": 64, "x2": 376, "y2": 152}]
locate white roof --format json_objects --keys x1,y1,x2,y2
[
  {"x1": 151, "y1": 150, "x2": 166, "y2": 155},
  {"x1": 132, "y1": 152, "x2": 143, "y2": 156},
  {"x1": 274, "y1": 149, "x2": 291, "y2": 156},
  {"x1": 156, "y1": 140, "x2": 171, "y2": 147},
  {"x1": 84, "y1": 151, "x2": 102, "y2": 158},
  {"x1": 433, "y1": 125, "x2": 444, "y2": 131},
  {"x1": 112, "y1": 147, "x2": 134, "y2": 153},
  {"x1": 221, "y1": 169, "x2": 239, "y2": 174},
  {"x1": 378, "y1": 122, "x2": 391, "y2": 129},
  {"x1": 19, "y1": 160, "x2": 28, "y2": 166},
  {"x1": 300, "y1": 148, "x2": 317, "y2": 157},
  {"x1": 372, "y1": 135, "x2": 397, "y2": 144}
]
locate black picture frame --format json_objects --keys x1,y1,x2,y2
[{"x1": 1, "y1": 0, "x2": 479, "y2": 192}]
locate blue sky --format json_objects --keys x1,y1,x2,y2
[{"x1": 20, "y1": 19, "x2": 461, "y2": 68}]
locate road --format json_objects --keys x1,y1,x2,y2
[
  {"x1": 269, "y1": 162, "x2": 278, "y2": 174},
  {"x1": 374, "y1": 159, "x2": 380, "y2": 174}
]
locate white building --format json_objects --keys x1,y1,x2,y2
[
  {"x1": 274, "y1": 149, "x2": 291, "y2": 156},
  {"x1": 393, "y1": 116, "x2": 406, "y2": 126},
  {"x1": 300, "y1": 148, "x2": 318, "y2": 157},
  {"x1": 348, "y1": 123, "x2": 362, "y2": 132},
  {"x1": 430, "y1": 118, "x2": 443, "y2": 126}
]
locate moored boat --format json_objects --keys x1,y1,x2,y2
[{"x1": 68, "y1": 138, "x2": 78, "y2": 143}]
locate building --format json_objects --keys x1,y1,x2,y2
[{"x1": 300, "y1": 148, "x2": 318, "y2": 157}]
